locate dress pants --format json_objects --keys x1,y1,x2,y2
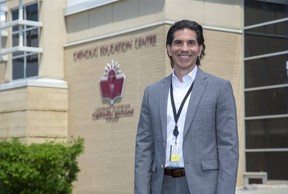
[{"x1": 161, "y1": 175, "x2": 190, "y2": 194}]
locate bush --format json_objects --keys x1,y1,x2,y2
[{"x1": 0, "y1": 137, "x2": 84, "y2": 194}]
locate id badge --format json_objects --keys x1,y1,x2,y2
[{"x1": 169, "y1": 144, "x2": 180, "y2": 162}]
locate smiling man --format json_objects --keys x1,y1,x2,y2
[{"x1": 134, "y1": 20, "x2": 239, "y2": 194}]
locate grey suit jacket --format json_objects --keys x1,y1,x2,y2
[{"x1": 134, "y1": 68, "x2": 239, "y2": 194}]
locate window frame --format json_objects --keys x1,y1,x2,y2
[{"x1": 11, "y1": 2, "x2": 40, "y2": 80}]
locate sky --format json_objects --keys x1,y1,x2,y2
[
  {"x1": 0, "y1": 3, "x2": 6, "y2": 23},
  {"x1": 0, "y1": 13, "x2": 4, "y2": 23}
]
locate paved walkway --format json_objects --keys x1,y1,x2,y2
[{"x1": 236, "y1": 184, "x2": 288, "y2": 194}]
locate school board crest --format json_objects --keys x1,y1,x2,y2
[{"x1": 99, "y1": 60, "x2": 126, "y2": 104}]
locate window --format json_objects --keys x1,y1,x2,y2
[
  {"x1": 246, "y1": 118, "x2": 288, "y2": 149},
  {"x1": 245, "y1": 55, "x2": 288, "y2": 88},
  {"x1": 245, "y1": 0, "x2": 288, "y2": 26},
  {"x1": 246, "y1": 152, "x2": 288, "y2": 180},
  {"x1": 245, "y1": 87, "x2": 288, "y2": 117},
  {"x1": 244, "y1": 0, "x2": 288, "y2": 182},
  {"x1": 1, "y1": 2, "x2": 7, "y2": 56},
  {"x1": 245, "y1": 21, "x2": 288, "y2": 57},
  {"x1": 11, "y1": 3, "x2": 39, "y2": 80}
]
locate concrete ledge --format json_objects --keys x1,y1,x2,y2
[
  {"x1": 0, "y1": 77, "x2": 68, "y2": 91},
  {"x1": 244, "y1": 172, "x2": 268, "y2": 186}
]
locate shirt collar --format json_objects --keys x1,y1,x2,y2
[{"x1": 172, "y1": 66, "x2": 198, "y2": 84}]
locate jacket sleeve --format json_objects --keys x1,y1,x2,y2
[
  {"x1": 134, "y1": 87, "x2": 154, "y2": 194},
  {"x1": 216, "y1": 81, "x2": 239, "y2": 194}
]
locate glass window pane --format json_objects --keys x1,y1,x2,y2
[
  {"x1": 12, "y1": 9, "x2": 19, "y2": 31},
  {"x1": 26, "y1": 28, "x2": 38, "y2": 47},
  {"x1": 245, "y1": 0, "x2": 288, "y2": 26},
  {"x1": 245, "y1": 54, "x2": 288, "y2": 88},
  {"x1": 12, "y1": 57, "x2": 24, "y2": 80},
  {"x1": 246, "y1": 152, "x2": 288, "y2": 180},
  {"x1": 246, "y1": 118, "x2": 288, "y2": 149},
  {"x1": 245, "y1": 21, "x2": 288, "y2": 57},
  {"x1": 245, "y1": 87, "x2": 288, "y2": 117},
  {"x1": 12, "y1": 34, "x2": 19, "y2": 47},
  {"x1": 26, "y1": 54, "x2": 38, "y2": 77},
  {"x1": 25, "y1": 3, "x2": 38, "y2": 21}
]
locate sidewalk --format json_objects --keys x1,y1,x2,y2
[{"x1": 236, "y1": 182, "x2": 288, "y2": 194}]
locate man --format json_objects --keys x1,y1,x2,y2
[{"x1": 134, "y1": 20, "x2": 239, "y2": 194}]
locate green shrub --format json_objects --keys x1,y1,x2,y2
[{"x1": 0, "y1": 137, "x2": 84, "y2": 194}]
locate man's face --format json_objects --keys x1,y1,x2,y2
[{"x1": 167, "y1": 28, "x2": 203, "y2": 72}]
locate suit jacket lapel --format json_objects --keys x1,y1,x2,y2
[
  {"x1": 159, "y1": 75, "x2": 171, "y2": 143},
  {"x1": 183, "y1": 68, "x2": 207, "y2": 136}
]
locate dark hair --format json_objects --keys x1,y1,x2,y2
[{"x1": 166, "y1": 20, "x2": 206, "y2": 67}]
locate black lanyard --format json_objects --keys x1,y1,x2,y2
[{"x1": 170, "y1": 80, "x2": 194, "y2": 139}]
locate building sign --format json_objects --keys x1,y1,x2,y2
[
  {"x1": 92, "y1": 104, "x2": 134, "y2": 123},
  {"x1": 92, "y1": 60, "x2": 134, "y2": 122},
  {"x1": 73, "y1": 34, "x2": 157, "y2": 61}
]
